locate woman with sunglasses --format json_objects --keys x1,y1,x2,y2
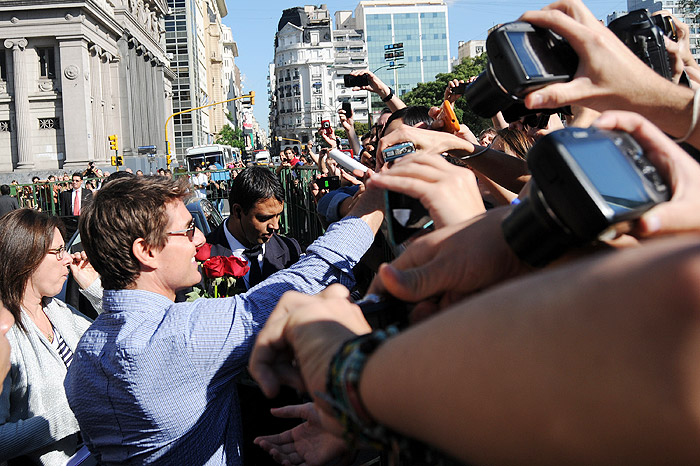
[{"x1": 0, "y1": 208, "x2": 101, "y2": 465}]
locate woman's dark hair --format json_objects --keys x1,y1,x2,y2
[
  {"x1": 0, "y1": 209, "x2": 65, "y2": 332},
  {"x1": 381, "y1": 106, "x2": 433, "y2": 138},
  {"x1": 228, "y1": 166, "x2": 285, "y2": 213},
  {"x1": 495, "y1": 128, "x2": 534, "y2": 160}
]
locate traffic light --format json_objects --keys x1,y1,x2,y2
[
  {"x1": 166, "y1": 154, "x2": 172, "y2": 166},
  {"x1": 108, "y1": 134, "x2": 118, "y2": 151},
  {"x1": 116, "y1": 155, "x2": 124, "y2": 166},
  {"x1": 111, "y1": 155, "x2": 117, "y2": 166},
  {"x1": 245, "y1": 91, "x2": 255, "y2": 106}
]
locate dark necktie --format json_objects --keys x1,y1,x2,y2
[{"x1": 243, "y1": 244, "x2": 263, "y2": 288}]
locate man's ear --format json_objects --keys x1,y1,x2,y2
[
  {"x1": 232, "y1": 204, "x2": 243, "y2": 219},
  {"x1": 132, "y1": 238, "x2": 158, "y2": 270}
]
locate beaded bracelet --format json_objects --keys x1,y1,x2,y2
[
  {"x1": 320, "y1": 326, "x2": 466, "y2": 465},
  {"x1": 322, "y1": 326, "x2": 400, "y2": 450}
]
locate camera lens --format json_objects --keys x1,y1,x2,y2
[{"x1": 464, "y1": 69, "x2": 516, "y2": 118}]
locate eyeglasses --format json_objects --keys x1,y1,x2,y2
[
  {"x1": 47, "y1": 245, "x2": 66, "y2": 260},
  {"x1": 167, "y1": 219, "x2": 196, "y2": 240}
]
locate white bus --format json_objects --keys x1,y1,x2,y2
[{"x1": 185, "y1": 144, "x2": 240, "y2": 171}]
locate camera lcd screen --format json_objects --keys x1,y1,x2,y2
[
  {"x1": 565, "y1": 139, "x2": 652, "y2": 214},
  {"x1": 506, "y1": 31, "x2": 570, "y2": 79}
]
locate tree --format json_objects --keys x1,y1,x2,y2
[
  {"x1": 334, "y1": 122, "x2": 370, "y2": 141},
  {"x1": 401, "y1": 54, "x2": 492, "y2": 134},
  {"x1": 216, "y1": 126, "x2": 246, "y2": 151}
]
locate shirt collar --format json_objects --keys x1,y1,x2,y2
[{"x1": 223, "y1": 219, "x2": 265, "y2": 259}]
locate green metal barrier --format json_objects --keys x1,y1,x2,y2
[{"x1": 12, "y1": 168, "x2": 327, "y2": 249}]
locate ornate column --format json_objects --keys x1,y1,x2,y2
[
  {"x1": 4, "y1": 38, "x2": 33, "y2": 169},
  {"x1": 89, "y1": 45, "x2": 106, "y2": 162},
  {"x1": 58, "y1": 37, "x2": 94, "y2": 168}
]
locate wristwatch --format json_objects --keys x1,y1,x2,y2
[{"x1": 381, "y1": 87, "x2": 394, "y2": 102}]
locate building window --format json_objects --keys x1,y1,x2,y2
[
  {"x1": 0, "y1": 121, "x2": 9, "y2": 132},
  {"x1": 37, "y1": 48, "x2": 56, "y2": 79},
  {"x1": 38, "y1": 117, "x2": 59, "y2": 129}
]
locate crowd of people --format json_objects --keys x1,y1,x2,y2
[{"x1": 2, "y1": 0, "x2": 700, "y2": 465}]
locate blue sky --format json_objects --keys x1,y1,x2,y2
[{"x1": 222, "y1": 0, "x2": 629, "y2": 133}]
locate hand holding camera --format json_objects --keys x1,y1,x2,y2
[
  {"x1": 592, "y1": 111, "x2": 700, "y2": 238},
  {"x1": 518, "y1": 2, "x2": 695, "y2": 144}
]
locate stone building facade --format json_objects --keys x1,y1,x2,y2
[{"x1": 0, "y1": 0, "x2": 173, "y2": 173}]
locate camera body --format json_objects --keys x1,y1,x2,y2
[
  {"x1": 382, "y1": 142, "x2": 416, "y2": 164},
  {"x1": 320, "y1": 119, "x2": 332, "y2": 136},
  {"x1": 465, "y1": 21, "x2": 578, "y2": 118},
  {"x1": 503, "y1": 127, "x2": 670, "y2": 266},
  {"x1": 651, "y1": 13, "x2": 678, "y2": 41},
  {"x1": 608, "y1": 9, "x2": 673, "y2": 80}
]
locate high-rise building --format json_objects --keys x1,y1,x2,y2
[
  {"x1": 165, "y1": 0, "x2": 229, "y2": 157},
  {"x1": 333, "y1": 12, "x2": 370, "y2": 128},
  {"x1": 270, "y1": 5, "x2": 336, "y2": 150},
  {"x1": 0, "y1": 0, "x2": 172, "y2": 172},
  {"x1": 607, "y1": 0, "x2": 699, "y2": 62},
  {"x1": 353, "y1": 0, "x2": 450, "y2": 103}
]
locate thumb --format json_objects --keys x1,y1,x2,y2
[
  {"x1": 378, "y1": 262, "x2": 439, "y2": 302},
  {"x1": 636, "y1": 203, "x2": 699, "y2": 238},
  {"x1": 524, "y1": 79, "x2": 593, "y2": 110}
]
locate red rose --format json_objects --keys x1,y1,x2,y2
[
  {"x1": 195, "y1": 243, "x2": 212, "y2": 262},
  {"x1": 222, "y1": 256, "x2": 250, "y2": 278},
  {"x1": 202, "y1": 256, "x2": 226, "y2": 278}
]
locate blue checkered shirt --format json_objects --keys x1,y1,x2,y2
[{"x1": 64, "y1": 217, "x2": 374, "y2": 465}]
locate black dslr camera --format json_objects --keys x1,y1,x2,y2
[
  {"x1": 608, "y1": 9, "x2": 674, "y2": 81},
  {"x1": 502, "y1": 127, "x2": 670, "y2": 267},
  {"x1": 464, "y1": 21, "x2": 578, "y2": 118}
]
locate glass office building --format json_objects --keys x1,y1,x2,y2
[{"x1": 357, "y1": 1, "x2": 450, "y2": 99}]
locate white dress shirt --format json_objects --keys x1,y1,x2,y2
[{"x1": 223, "y1": 223, "x2": 265, "y2": 289}]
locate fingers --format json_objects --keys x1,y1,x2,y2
[
  {"x1": 593, "y1": 110, "x2": 700, "y2": 237},
  {"x1": 269, "y1": 402, "x2": 313, "y2": 420}
]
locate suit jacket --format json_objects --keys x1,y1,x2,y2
[
  {"x1": 205, "y1": 221, "x2": 302, "y2": 289},
  {"x1": 59, "y1": 188, "x2": 93, "y2": 217}
]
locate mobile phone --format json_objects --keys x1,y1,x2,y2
[
  {"x1": 329, "y1": 148, "x2": 368, "y2": 174},
  {"x1": 343, "y1": 74, "x2": 370, "y2": 87},
  {"x1": 341, "y1": 101, "x2": 353, "y2": 118},
  {"x1": 384, "y1": 190, "x2": 433, "y2": 246},
  {"x1": 317, "y1": 176, "x2": 341, "y2": 190},
  {"x1": 451, "y1": 82, "x2": 467, "y2": 95},
  {"x1": 382, "y1": 142, "x2": 416, "y2": 164},
  {"x1": 435, "y1": 100, "x2": 461, "y2": 133}
]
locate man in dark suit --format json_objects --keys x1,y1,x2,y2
[
  {"x1": 59, "y1": 171, "x2": 93, "y2": 239},
  {"x1": 0, "y1": 184, "x2": 19, "y2": 218},
  {"x1": 206, "y1": 166, "x2": 301, "y2": 289},
  {"x1": 59, "y1": 171, "x2": 93, "y2": 217},
  {"x1": 206, "y1": 166, "x2": 302, "y2": 465}
]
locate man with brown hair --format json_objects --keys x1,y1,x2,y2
[{"x1": 64, "y1": 175, "x2": 383, "y2": 465}]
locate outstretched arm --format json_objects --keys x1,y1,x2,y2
[{"x1": 252, "y1": 235, "x2": 700, "y2": 465}]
